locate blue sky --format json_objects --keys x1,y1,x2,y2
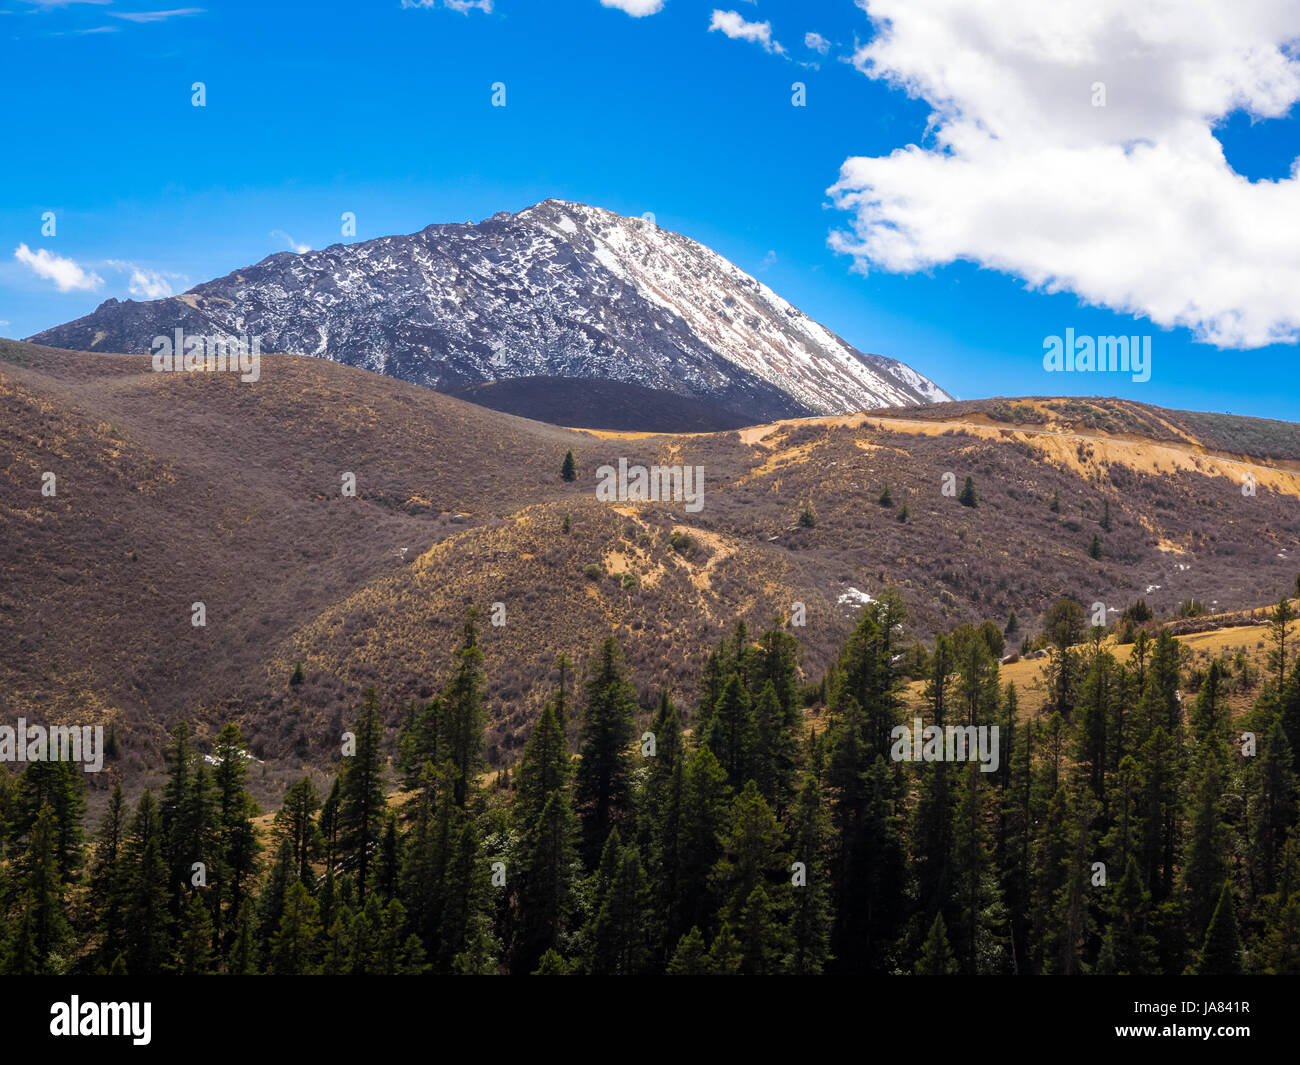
[{"x1": 2, "y1": 0, "x2": 1299, "y2": 419}]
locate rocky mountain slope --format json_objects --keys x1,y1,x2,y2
[{"x1": 27, "y1": 200, "x2": 949, "y2": 429}]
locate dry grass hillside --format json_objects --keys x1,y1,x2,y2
[{"x1": 3, "y1": 339, "x2": 1298, "y2": 803}]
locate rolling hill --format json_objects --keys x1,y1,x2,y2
[{"x1": 2, "y1": 337, "x2": 1298, "y2": 802}]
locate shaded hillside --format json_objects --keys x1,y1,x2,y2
[
  {"x1": 3, "y1": 338, "x2": 1299, "y2": 790},
  {"x1": 446, "y1": 375, "x2": 771, "y2": 432}
]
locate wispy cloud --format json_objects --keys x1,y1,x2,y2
[
  {"x1": 14, "y1": 244, "x2": 103, "y2": 292},
  {"x1": 757, "y1": 249, "x2": 777, "y2": 272},
  {"x1": 400, "y1": 0, "x2": 493, "y2": 12},
  {"x1": 270, "y1": 230, "x2": 311, "y2": 255},
  {"x1": 709, "y1": 10, "x2": 785, "y2": 56},
  {"x1": 804, "y1": 31, "x2": 829, "y2": 55},
  {"x1": 108, "y1": 8, "x2": 204, "y2": 23}
]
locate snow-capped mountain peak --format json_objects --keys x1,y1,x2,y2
[{"x1": 29, "y1": 200, "x2": 949, "y2": 427}]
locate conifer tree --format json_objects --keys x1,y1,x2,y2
[
  {"x1": 1181, "y1": 740, "x2": 1230, "y2": 938},
  {"x1": 1190, "y1": 661, "x2": 1226, "y2": 744},
  {"x1": 1076, "y1": 647, "x2": 1117, "y2": 799},
  {"x1": 318, "y1": 776, "x2": 343, "y2": 873},
  {"x1": 706, "y1": 921, "x2": 742, "y2": 974},
  {"x1": 340, "y1": 689, "x2": 387, "y2": 895},
  {"x1": 752, "y1": 680, "x2": 798, "y2": 811},
  {"x1": 269, "y1": 880, "x2": 323, "y2": 975},
  {"x1": 160, "y1": 722, "x2": 198, "y2": 905},
  {"x1": 4, "y1": 804, "x2": 71, "y2": 974},
  {"x1": 14, "y1": 758, "x2": 86, "y2": 884},
  {"x1": 439, "y1": 612, "x2": 488, "y2": 807},
  {"x1": 452, "y1": 911, "x2": 498, "y2": 975},
  {"x1": 1245, "y1": 716, "x2": 1297, "y2": 897},
  {"x1": 512, "y1": 701, "x2": 580, "y2": 973},
  {"x1": 211, "y1": 722, "x2": 261, "y2": 937},
  {"x1": 1254, "y1": 830, "x2": 1300, "y2": 973},
  {"x1": 704, "y1": 673, "x2": 755, "y2": 787},
  {"x1": 1267, "y1": 597, "x2": 1296, "y2": 689},
  {"x1": 532, "y1": 948, "x2": 575, "y2": 975},
  {"x1": 591, "y1": 845, "x2": 651, "y2": 975},
  {"x1": 123, "y1": 789, "x2": 171, "y2": 976},
  {"x1": 574, "y1": 637, "x2": 638, "y2": 863},
  {"x1": 87, "y1": 782, "x2": 130, "y2": 973},
  {"x1": 432, "y1": 808, "x2": 491, "y2": 973},
  {"x1": 176, "y1": 890, "x2": 216, "y2": 975},
  {"x1": 712, "y1": 780, "x2": 788, "y2": 919},
  {"x1": 737, "y1": 883, "x2": 790, "y2": 975},
  {"x1": 827, "y1": 696, "x2": 905, "y2": 974},
  {"x1": 561, "y1": 450, "x2": 577, "y2": 482},
  {"x1": 788, "y1": 770, "x2": 833, "y2": 974},
  {"x1": 1030, "y1": 788, "x2": 1070, "y2": 973},
  {"x1": 948, "y1": 765, "x2": 1006, "y2": 974},
  {"x1": 835, "y1": 591, "x2": 907, "y2": 758},
  {"x1": 377, "y1": 814, "x2": 401, "y2": 901},
  {"x1": 273, "y1": 777, "x2": 322, "y2": 885},
  {"x1": 1193, "y1": 880, "x2": 1242, "y2": 975},
  {"x1": 672, "y1": 746, "x2": 730, "y2": 942},
  {"x1": 228, "y1": 900, "x2": 257, "y2": 975},
  {"x1": 1104, "y1": 856, "x2": 1158, "y2": 975},
  {"x1": 666, "y1": 926, "x2": 708, "y2": 974},
  {"x1": 639, "y1": 689, "x2": 683, "y2": 853},
  {"x1": 916, "y1": 912, "x2": 959, "y2": 975}
]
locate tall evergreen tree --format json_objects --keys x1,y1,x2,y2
[
  {"x1": 704, "y1": 673, "x2": 756, "y2": 788},
  {"x1": 14, "y1": 758, "x2": 85, "y2": 884},
  {"x1": 439, "y1": 612, "x2": 488, "y2": 808},
  {"x1": 574, "y1": 637, "x2": 638, "y2": 863},
  {"x1": 511, "y1": 701, "x2": 580, "y2": 973},
  {"x1": 788, "y1": 769, "x2": 833, "y2": 974},
  {"x1": 269, "y1": 881, "x2": 323, "y2": 975},
  {"x1": 1181, "y1": 739, "x2": 1230, "y2": 939},
  {"x1": 87, "y1": 783, "x2": 130, "y2": 974},
  {"x1": 123, "y1": 790, "x2": 171, "y2": 976},
  {"x1": 1193, "y1": 880, "x2": 1242, "y2": 975},
  {"x1": 211, "y1": 723, "x2": 260, "y2": 947},
  {"x1": 339, "y1": 689, "x2": 387, "y2": 896},
  {"x1": 3, "y1": 804, "x2": 71, "y2": 974},
  {"x1": 273, "y1": 777, "x2": 322, "y2": 886},
  {"x1": 590, "y1": 844, "x2": 651, "y2": 975}
]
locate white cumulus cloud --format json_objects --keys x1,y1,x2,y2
[
  {"x1": 828, "y1": 0, "x2": 1300, "y2": 349},
  {"x1": 709, "y1": 10, "x2": 784, "y2": 55},
  {"x1": 13, "y1": 244, "x2": 103, "y2": 292},
  {"x1": 805, "y1": 31, "x2": 829, "y2": 55},
  {"x1": 107, "y1": 261, "x2": 180, "y2": 299},
  {"x1": 599, "y1": 0, "x2": 664, "y2": 15}
]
